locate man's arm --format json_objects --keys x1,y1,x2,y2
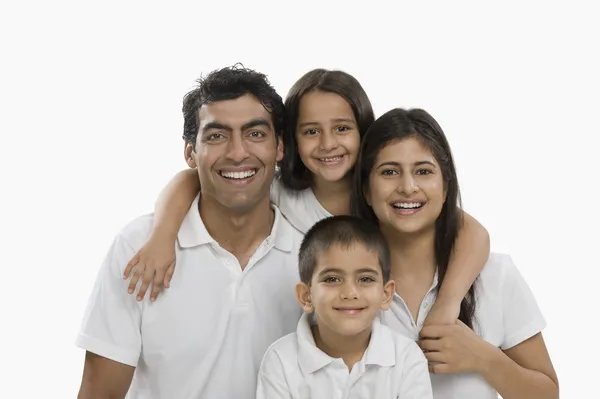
[{"x1": 78, "y1": 352, "x2": 135, "y2": 399}]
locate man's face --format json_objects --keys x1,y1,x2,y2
[{"x1": 185, "y1": 94, "x2": 283, "y2": 213}]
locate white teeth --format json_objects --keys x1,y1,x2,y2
[
  {"x1": 319, "y1": 156, "x2": 343, "y2": 162},
  {"x1": 393, "y1": 202, "x2": 423, "y2": 209},
  {"x1": 221, "y1": 170, "x2": 256, "y2": 179}
]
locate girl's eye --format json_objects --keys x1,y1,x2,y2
[
  {"x1": 335, "y1": 125, "x2": 351, "y2": 133},
  {"x1": 303, "y1": 129, "x2": 318, "y2": 136}
]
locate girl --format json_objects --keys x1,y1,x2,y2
[
  {"x1": 124, "y1": 69, "x2": 490, "y2": 327},
  {"x1": 351, "y1": 108, "x2": 558, "y2": 398}
]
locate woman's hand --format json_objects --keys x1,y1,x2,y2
[{"x1": 419, "y1": 319, "x2": 495, "y2": 374}]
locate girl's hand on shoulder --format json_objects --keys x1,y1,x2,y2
[{"x1": 123, "y1": 233, "x2": 176, "y2": 302}]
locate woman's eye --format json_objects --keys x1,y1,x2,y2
[
  {"x1": 416, "y1": 169, "x2": 432, "y2": 175},
  {"x1": 381, "y1": 169, "x2": 398, "y2": 176}
]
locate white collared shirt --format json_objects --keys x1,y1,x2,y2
[
  {"x1": 270, "y1": 179, "x2": 331, "y2": 234},
  {"x1": 379, "y1": 253, "x2": 546, "y2": 398},
  {"x1": 256, "y1": 313, "x2": 433, "y2": 399},
  {"x1": 76, "y1": 195, "x2": 304, "y2": 399}
]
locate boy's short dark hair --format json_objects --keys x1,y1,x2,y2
[
  {"x1": 181, "y1": 63, "x2": 286, "y2": 145},
  {"x1": 298, "y1": 216, "x2": 391, "y2": 285}
]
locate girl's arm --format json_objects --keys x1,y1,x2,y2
[
  {"x1": 123, "y1": 168, "x2": 200, "y2": 301},
  {"x1": 424, "y1": 211, "x2": 490, "y2": 325}
]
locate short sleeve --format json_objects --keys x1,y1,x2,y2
[
  {"x1": 75, "y1": 233, "x2": 143, "y2": 367},
  {"x1": 397, "y1": 344, "x2": 433, "y2": 398},
  {"x1": 256, "y1": 345, "x2": 293, "y2": 399},
  {"x1": 269, "y1": 179, "x2": 284, "y2": 207},
  {"x1": 500, "y1": 255, "x2": 547, "y2": 350}
]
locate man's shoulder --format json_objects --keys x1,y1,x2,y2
[{"x1": 115, "y1": 213, "x2": 155, "y2": 252}]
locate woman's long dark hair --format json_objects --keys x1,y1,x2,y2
[{"x1": 350, "y1": 108, "x2": 477, "y2": 329}]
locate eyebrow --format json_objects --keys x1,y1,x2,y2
[
  {"x1": 318, "y1": 267, "x2": 380, "y2": 276},
  {"x1": 375, "y1": 160, "x2": 437, "y2": 169},
  {"x1": 298, "y1": 118, "x2": 356, "y2": 129},
  {"x1": 202, "y1": 118, "x2": 272, "y2": 134}
]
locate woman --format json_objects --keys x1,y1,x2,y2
[
  {"x1": 124, "y1": 69, "x2": 490, "y2": 327},
  {"x1": 351, "y1": 108, "x2": 559, "y2": 397}
]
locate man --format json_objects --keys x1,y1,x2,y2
[{"x1": 76, "y1": 65, "x2": 304, "y2": 398}]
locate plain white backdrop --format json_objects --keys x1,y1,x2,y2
[{"x1": 1, "y1": 0, "x2": 598, "y2": 397}]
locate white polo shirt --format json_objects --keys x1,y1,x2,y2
[
  {"x1": 256, "y1": 312, "x2": 433, "y2": 399},
  {"x1": 76, "y1": 195, "x2": 304, "y2": 398},
  {"x1": 379, "y1": 253, "x2": 546, "y2": 398},
  {"x1": 270, "y1": 179, "x2": 331, "y2": 234}
]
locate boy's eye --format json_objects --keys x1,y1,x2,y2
[
  {"x1": 323, "y1": 276, "x2": 340, "y2": 284},
  {"x1": 359, "y1": 276, "x2": 376, "y2": 283}
]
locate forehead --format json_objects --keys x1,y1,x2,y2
[
  {"x1": 376, "y1": 137, "x2": 438, "y2": 165},
  {"x1": 315, "y1": 242, "x2": 380, "y2": 271},
  {"x1": 198, "y1": 94, "x2": 273, "y2": 129},
  {"x1": 298, "y1": 91, "x2": 355, "y2": 122}
]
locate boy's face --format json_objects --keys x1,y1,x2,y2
[{"x1": 296, "y1": 243, "x2": 395, "y2": 338}]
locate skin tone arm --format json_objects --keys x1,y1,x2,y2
[
  {"x1": 77, "y1": 352, "x2": 135, "y2": 399},
  {"x1": 123, "y1": 168, "x2": 199, "y2": 301},
  {"x1": 420, "y1": 322, "x2": 559, "y2": 398},
  {"x1": 423, "y1": 211, "x2": 490, "y2": 325}
]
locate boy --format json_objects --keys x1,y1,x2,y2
[{"x1": 256, "y1": 215, "x2": 433, "y2": 398}]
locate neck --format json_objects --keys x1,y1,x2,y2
[
  {"x1": 312, "y1": 320, "x2": 371, "y2": 371},
  {"x1": 311, "y1": 175, "x2": 352, "y2": 216},
  {"x1": 381, "y1": 225, "x2": 437, "y2": 284},
  {"x1": 199, "y1": 193, "x2": 274, "y2": 266}
]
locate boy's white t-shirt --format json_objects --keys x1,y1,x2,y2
[
  {"x1": 379, "y1": 253, "x2": 546, "y2": 398},
  {"x1": 256, "y1": 313, "x2": 433, "y2": 399},
  {"x1": 270, "y1": 179, "x2": 331, "y2": 234}
]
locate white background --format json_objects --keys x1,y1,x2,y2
[{"x1": 1, "y1": 1, "x2": 597, "y2": 397}]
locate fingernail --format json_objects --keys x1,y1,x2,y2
[
  {"x1": 150, "y1": 296, "x2": 156, "y2": 302},
  {"x1": 128, "y1": 288, "x2": 133, "y2": 294},
  {"x1": 136, "y1": 296, "x2": 142, "y2": 301}
]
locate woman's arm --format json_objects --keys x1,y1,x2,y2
[
  {"x1": 481, "y1": 333, "x2": 559, "y2": 398},
  {"x1": 124, "y1": 168, "x2": 200, "y2": 301},
  {"x1": 424, "y1": 211, "x2": 490, "y2": 325}
]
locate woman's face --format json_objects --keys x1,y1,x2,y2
[
  {"x1": 365, "y1": 137, "x2": 446, "y2": 235},
  {"x1": 295, "y1": 91, "x2": 361, "y2": 186}
]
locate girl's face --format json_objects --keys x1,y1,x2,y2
[
  {"x1": 295, "y1": 91, "x2": 361, "y2": 187},
  {"x1": 365, "y1": 137, "x2": 446, "y2": 236}
]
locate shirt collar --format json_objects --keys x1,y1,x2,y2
[
  {"x1": 177, "y1": 194, "x2": 293, "y2": 252},
  {"x1": 296, "y1": 313, "x2": 397, "y2": 375}
]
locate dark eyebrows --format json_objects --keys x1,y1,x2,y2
[
  {"x1": 317, "y1": 267, "x2": 381, "y2": 277},
  {"x1": 375, "y1": 160, "x2": 437, "y2": 169},
  {"x1": 298, "y1": 117, "x2": 356, "y2": 129},
  {"x1": 241, "y1": 118, "x2": 271, "y2": 131},
  {"x1": 201, "y1": 118, "x2": 272, "y2": 135}
]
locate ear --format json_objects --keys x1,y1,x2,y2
[
  {"x1": 295, "y1": 282, "x2": 314, "y2": 313},
  {"x1": 380, "y1": 279, "x2": 396, "y2": 311},
  {"x1": 363, "y1": 185, "x2": 372, "y2": 207},
  {"x1": 184, "y1": 141, "x2": 197, "y2": 168},
  {"x1": 276, "y1": 135, "x2": 284, "y2": 163}
]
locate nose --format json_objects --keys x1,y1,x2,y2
[
  {"x1": 340, "y1": 281, "x2": 359, "y2": 300},
  {"x1": 319, "y1": 131, "x2": 339, "y2": 151},
  {"x1": 226, "y1": 134, "x2": 250, "y2": 163},
  {"x1": 397, "y1": 174, "x2": 418, "y2": 195}
]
